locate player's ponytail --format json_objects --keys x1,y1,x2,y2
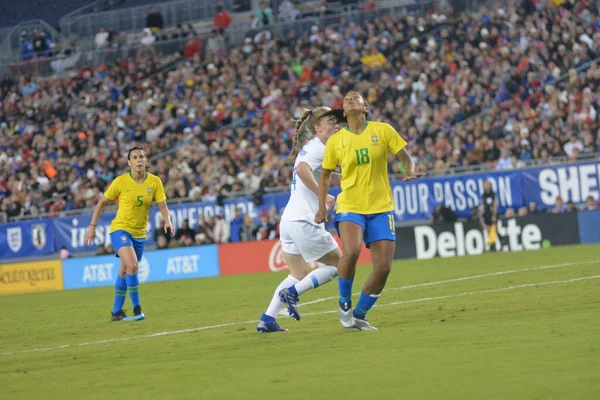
[
  {"x1": 290, "y1": 109, "x2": 312, "y2": 158},
  {"x1": 289, "y1": 106, "x2": 331, "y2": 158}
]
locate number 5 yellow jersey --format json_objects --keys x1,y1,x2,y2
[
  {"x1": 322, "y1": 121, "x2": 407, "y2": 215},
  {"x1": 104, "y1": 172, "x2": 167, "y2": 238}
]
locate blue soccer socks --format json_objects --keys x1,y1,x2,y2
[
  {"x1": 126, "y1": 273, "x2": 141, "y2": 308},
  {"x1": 354, "y1": 292, "x2": 380, "y2": 318},
  {"x1": 112, "y1": 275, "x2": 127, "y2": 315},
  {"x1": 338, "y1": 276, "x2": 354, "y2": 303}
]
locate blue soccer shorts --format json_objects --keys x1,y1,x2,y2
[
  {"x1": 109, "y1": 230, "x2": 146, "y2": 262},
  {"x1": 335, "y1": 211, "x2": 396, "y2": 248}
]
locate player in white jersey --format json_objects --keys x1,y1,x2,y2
[{"x1": 257, "y1": 107, "x2": 343, "y2": 333}]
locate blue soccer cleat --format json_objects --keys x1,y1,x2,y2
[
  {"x1": 279, "y1": 288, "x2": 301, "y2": 321},
  {"x1": 123, "y1": 305, "x2": 145, "y2": 321},
  {"x1": 256, "y1": 314, "x2": 288, "y2": 333}
]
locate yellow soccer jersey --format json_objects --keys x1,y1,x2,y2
[
  {"x1": 104, "y1": 172, "x2": 167, "y2": 238},
  {"x1": 322, "y1": 121, "x2": 407, "y2": 215}
]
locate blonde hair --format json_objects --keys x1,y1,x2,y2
[{"x1": 290, "y1": 106, "x2": 331, "y2": 158}]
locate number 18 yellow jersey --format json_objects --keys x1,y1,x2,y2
[{"x1": 322, "y1": 121, "x2": 407, "y2": 215}]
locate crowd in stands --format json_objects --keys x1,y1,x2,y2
[
  {"x1": 152, "y1": 206, "x2": 281, "y2": 248},
  {"x1": 1, "y1": 0, "x2": 600, "y2": 233}
]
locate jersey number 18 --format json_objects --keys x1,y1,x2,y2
[{"x1": 355, "y1": 148, "x2": 370, "y2": 165}]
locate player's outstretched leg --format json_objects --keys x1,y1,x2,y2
[
  {"x1": 337, "y1": 221, "x2": 363, "y2": 328},
  {"x1": 257, "y1": 274, "x2": 299, "y2": 333},
  {"x1": 353, "y1": 240, "x2": 395, "y2": 331},
  {"x1": 118, "y1": 247, "x2": 145, "y2": 321},
  {"x1": 258, "y1": 252, "x2": 307, "y2": 331},
  {"x1": 111, "y1": 262, "x2": 128, "y2": 321},
  {"x1": 280, "y1": 248, "x2": 341, "y2": 321}
]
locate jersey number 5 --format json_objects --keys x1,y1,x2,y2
[
  {"x1": 136, "y1": 195, "x2": 143, "y2": 207},
  {"x1": 355, "y1": 148, "x2": 370, "y2": 165}
]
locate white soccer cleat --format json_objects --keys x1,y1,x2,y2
[
  {"x1": 352, "y1": 315, "x2": 378, "y2": 331},
  {"x1": 339, "y1": 301, "x2": 354, "y2": 328}
]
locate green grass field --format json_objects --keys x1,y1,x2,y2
[{"x1": 1, "y1": 245, "x2": 599, "y2": 400}]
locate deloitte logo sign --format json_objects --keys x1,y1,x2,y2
[{"x1": 413, "y1": 219, "x2": 544, "y2": 260}]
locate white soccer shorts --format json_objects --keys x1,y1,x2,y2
[{"x1": 279, "y1": 219, "x2": 339, "y2": 262}]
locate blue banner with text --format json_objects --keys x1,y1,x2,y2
[{"x1": 62, "y1": 245, "x2": 220, "y2": 289}]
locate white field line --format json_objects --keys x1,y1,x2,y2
[
  {"x1": 300, "y1": 275, "x2": 600, "y2": 317},
  {"x1": 1, "y1": 263, "x2": 598, "y2": 357},
  {"x1": 297, "y1": 261, "x2": 600, "y2": 308}
]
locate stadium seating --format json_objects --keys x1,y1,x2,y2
[
  {"x1": 0, "y1": 0, "x2": 180, "y2": 29},
  {"x1": 0, "y1": 1, "x2": 599, "y2": 231}
]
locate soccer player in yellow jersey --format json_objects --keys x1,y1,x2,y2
[
  {"x1": 316, "y1": 92, "x2": 424, "y2": 330},
  {"x1": 85, "y1": 146, "x2": 175, "y2": 321}
]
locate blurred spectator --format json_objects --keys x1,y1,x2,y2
[
  {"x1": 155, "y1": 219, "x2": 173, "y2": 244},
  {"x1": 95, "y1": 28, "x2": 109, "y2": 49},
  {"x1": 156, "y1": 235, "x2": 169, "y2": 249},
  {"x1": 469, "y1": 206, "x2": 479, "y2": 221},
  {"x1": 229, "y1": 207, "x2": 244, "y2": 242},
  {"x1": 140, "y1": 28, "x2": 156, "y2": 46},
  {"x1": 107, "y1": 27, "x2": 120, "y2": 47},
  {"x1": 60, "y1": 246, "x2": 71, "y2": 259},
  {"x1": 206, "y1": 30, "x2": 227, "y2": 56},
  {"x1": 268, "y1": 205, "x2": 279, "y2": 225},
  {"x1": 581, "y1": 195, "x2": 600, "y2": 211},
  {"x1": 175, "y1": 219, "x2": 195, "y2": 243},
  {"x1": 566, "y1": 200, "x2": 577, "y2": 213},
  {"x1": 239, "y1": 214, "x2": 256, "y2": 242},
  {"x1": 32, "y1": 31, "x2": 50, "y2": 57},
  {"x1": 431, "y1": 204, "x2": 457, "y2": 224},
  {"x1": 213, "y1": 5, "x2": 232, "y2": 34},
  {"x1": 255, "y1": 210, "x2": 277, "y2": 240},
  {"x1": 97, "y1": 244, "x2": 108, "y2": 255},
  {"x1": 20, "y1": 36, "x2": 34, "y2": 60},
  {"x1": 196, "y1": 215, "x2": 215, "y2": 242},
  {"x1": 496, "y1": 149, "x2": 513, "y2": 170},
  {"x1": 183, "y1": 35, "x2": 201, "y2": 58},
  {"x1": 146, "y1": 7, "x2": 164, "y2": 32},
  {"x1": 564, "y1": 135, "x2": 584, "y2": 158},
  {"x1": 504, "y1": 207, "x2": 516, "y2": 218},
  {"x1": 528, "y1": 201, "x2": 540, "y2": 214},
  {"x1": 195, "y1": 232, "x2": 215, "y2": 245},
  {"x1": 213, "y1": 213, "x2": 231, "y2": 244},
  {"x1": 279, "y1": 0, "x2": 297, "y2": 23},
  {"x1": 552, "y1": 196, "x2": 567, "y2": 214},
  {"x1": 255, "y1": 1, "x2": 274, "y2": 28},
  {"x1": 517, "y1": 207, "x2": 528, "y2": 217}
]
